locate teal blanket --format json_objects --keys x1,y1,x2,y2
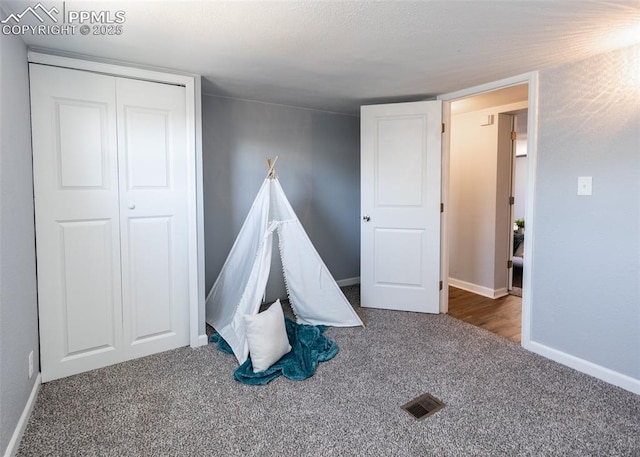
[{"x1": 210, "y1": 318, "x2": 339, "y2": 385}]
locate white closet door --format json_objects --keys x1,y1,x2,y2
[
  {"x1": 30, "y1": 64, "x2": 124, "y2": 382},
  {"x1": 115, "y1": 78, "x2": 190, "y2": 360}
]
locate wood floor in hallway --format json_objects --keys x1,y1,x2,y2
[{"x1": 447, "y1": 286, "x2": 522, "y2": 344}]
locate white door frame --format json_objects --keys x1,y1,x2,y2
[
  {"x1": 28, "y1": 51, "x2": 208, "y2": 348},
  {"x1": 437, "y1": 72, "x2": 539, "y2": 347},
  {"x1": 507, "y1": 114, "x2": 516, "y2": 293},
  {"x1": 503, "y1": 109, "x2": 527, "y2": 293}
]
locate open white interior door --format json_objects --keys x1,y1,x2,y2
[{"x1": 361, "y1": 101, "x2": 442, "y2": 313}]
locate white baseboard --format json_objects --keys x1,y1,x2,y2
[
  {"x1": 197, "y1": 334, "x2": 209, "y2": 346},
  {"x1": 524, "y1": 339, "x2": 640, "y2": 395},
  {"x1": 494, "y1": 287, "x2": 508, "y2": 298},
  {"x1": 449, "y1": 278, "x2": 508, "y2": 299},
  {"x1": 4, "y1": 373, "x2": 41, "y2": 457},
  {"x1": 337, "y1": 277, "x2": 360, "y2": 287}
]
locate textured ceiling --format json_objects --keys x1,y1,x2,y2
[{"x1": 2, "y1": 0, "x2": 640, "y2": 114}]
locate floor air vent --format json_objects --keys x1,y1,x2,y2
[{"x1": 401, "y1": 393, "x2": 445, "y2": 420}]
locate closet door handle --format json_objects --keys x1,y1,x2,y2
[{"x1": 128, "y1": 203, "x2": 136, "y2": 210}]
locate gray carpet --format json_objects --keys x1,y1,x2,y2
[{"x1": 17, "y1": 286, "x2": 640, "y2": 456}]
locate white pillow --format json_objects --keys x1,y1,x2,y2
[{"x1": 244, "y1": 300, "x2": 291, "y2": 373}]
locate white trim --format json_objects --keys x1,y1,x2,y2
[
  {"x1": 27, "y1": 51, "x2": 205, "y2": 349},
  {"x1": 197, "y1": 334, "x2": 209, "y2": 346},
  {"x1": 185, "y1": 76, "x2": 204, "y2": 348},
  {"x1": 520, "y1": 73, "x2": 539, "y2": 347},
  {"x1": 524, "y1": 340, "x2": 640, "y2": 395},
  {"x1": 4, "y1": 374, "x2": 41, "y2": 457},
  {"x1": 438, "y1": 71, "x2": 538, "y2": 348},
  {"x1": 336, "y1": 277, "x2": 360, "y2": 287},
  {"x1": 493, "y1": 287, "x2": 509, "y2": 299},
  {"x1": 27, "y1": 50, "x2": 193, "y2": 86},
  {"x1": 192, "y1": 75, "x2": 207, "y2": 347},
  {"x1": 438, "y1": 73, "x2": 535, "y2": 102},
  {"x1": 449, "y1": 279, "x2": 508, "y2": 299},
  {"x1": 439, "y1": 101, "x2": 451, "y2": 314}
]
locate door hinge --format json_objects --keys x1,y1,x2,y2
[
  {"x1": 509, "y1": 196, "x2": 515, "y2": 205},
  {"x1": 441, "y1": 123, "x2": 445, "y2": 134},
  {"x1": 511, "y1": 131, "x2": 517, "y2": 141},
  {"x1": 507, "y1": 260, "x2": 513, "y2": 268},
  {"x1": 439, "y1": 280, "x2": 443, "y2": 291},
  {"x1": 440, "y1": 203, "x2": 444, "y2": 213}
]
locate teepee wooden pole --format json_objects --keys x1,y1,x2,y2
[{"x1": 265, "y1": 156, "x2": 279, "y2": 179}]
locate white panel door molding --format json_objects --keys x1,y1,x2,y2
[
  {"x1": 116, "y1": 78, "x2": 189, "y2": 360},
  {"x1": 31, "y1": 64, "x2": 192, "y2": 381},
  {"x1": 30, "y1": 65, "x2": 124, "y2": 381},
  {"x1": 361, "y1": 101, "x2": 442, "y2": 313}
]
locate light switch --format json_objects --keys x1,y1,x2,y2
[{"x1": 578, "y1": 176, "x2": 592, "y2": 196}]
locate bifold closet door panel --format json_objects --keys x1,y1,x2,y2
[
  {"x1": 30, "y1": 64, "x2": 124, "y2": 382},
  {"x1": 115, "y1": 77, "x2": 190, "y2": 360}
]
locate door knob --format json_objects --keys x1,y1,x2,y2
[
  {"x1": 362, "y1": 215, "x2": 370, "y2": 222},
  {"x1": 128, "y1": 203, "x2": 136, "y2": 210}
]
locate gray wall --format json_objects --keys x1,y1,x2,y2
[
  {"x1": 0, "y1": 32, "x2": 40, "y2": 454},
  {"x1": 202, "y1": 96, "x2": 360, "y2": 301},
  {"x1": 532, "y1": 43, "x2": 640, "y2": 379}
]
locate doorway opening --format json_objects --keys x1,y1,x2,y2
[{"x1": 443, "y1": 84, "x2": 528, "y2": 343}]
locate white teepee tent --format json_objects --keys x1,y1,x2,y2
[{"x1": 206, "y1": 158, "x2": 364, "y2": 364}]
